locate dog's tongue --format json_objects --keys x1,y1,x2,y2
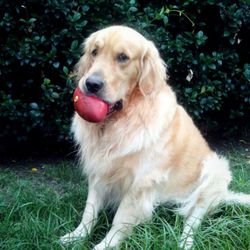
[{"x1": 73, "y1": 87, "x2": 108, "y2": 123}]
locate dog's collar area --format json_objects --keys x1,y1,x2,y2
[{"x1": 108, "y1": 100, "x2": 123, "y2": 115}]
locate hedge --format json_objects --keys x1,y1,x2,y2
[{"x1": 0, "y1": 0, "x2": 249, "y2": 147}]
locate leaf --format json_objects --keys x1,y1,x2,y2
[
  {"x1": 243, "y1": 64, "x2": 250, "y2": 79},
  {"x1": 165, "y1": 8, "x2": 170, "y2": 14},
  {"x1": 78, "y1": 20, "x2": 88, "y2": 28},
  {"x1": 163, "y1": 15, "x2": 169, "y2": 25},
  {"x1": 53, "y1": 62, "x2": 60, "y2": 68},
  {"x1": 63, "y1": 66, "x2": 69, "y2": 75},
  {"x1": 201, "y1": 86, "x2": 206, "y2": 94},
  {"x1": 185, "y1": 88, "x2": 192, "y2": 94},
  {"x1": 28, "y1": 18, "x2": 37, "y2": 23},
  {"x1": 40, "y1": 36, "x2": 46, "y2": 43},
  {"x1": 223, "y1": 30, "x2": 230, "y2": 37},
  {"x1": 196, "y1": 31, "x2": 204, "y2": 39},
  {"x1": 71, "y1": 40, "x2": 78, "y2": 50},
  {"x1": 82, "y1": 5, "x2": 89, "y2": 12},
  {"x1": 43, "y1": 78, "x2": 51, "y2": 85},
  {"x1": 30, "y1": 103, "x2": 39, "y2": 110},
  {"x1": 229, "y1": 38, "x2": 235, "y2": 45},
  {"x1": 208, "y1": 64, "x2": 216, "y2": 70},
  {"x1": 72, "y1": 12, "x2": 81, "y2": 22},
  {"x1": 129, "y1": 7, "x2": 137, "y2": 12},
  {"x1": 52, "y1": 92, "x2": 59, "y2": 99},
  {"x1": 196, "y1": 31, "x2": 208, "y2": 45}
]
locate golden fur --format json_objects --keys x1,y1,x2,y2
[{"x1": 61, "y1": 26, "x2": 250, "y2": 250}]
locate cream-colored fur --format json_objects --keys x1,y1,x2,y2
[{"x1": 61, "y1": 26, "x2": 250, "y2": 250}]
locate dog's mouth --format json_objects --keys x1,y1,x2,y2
[
  {"x1": 107, "y1": 99, "x2": 123, "y2": 115},
  {"x1": 73, "y1": 87, "x2": 123, "y2": 123}
]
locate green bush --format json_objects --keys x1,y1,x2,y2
[
  {"x1": 146, "y1": 0, "x2": 250, "y2": 132},
  {"x1": 0, "y1": 0, "x2": 249, "y2": 146}
]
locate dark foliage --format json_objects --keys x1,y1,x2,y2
[{"x1": 0, "y1": 0, "x2": 249, "y2": 147}]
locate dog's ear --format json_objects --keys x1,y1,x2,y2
[
  {"x1": 138, "y1": 41, "x2": 167, "y2": 95},
  {"x1": 74, "y1": 34, "x2": 96, "y2": 81}
]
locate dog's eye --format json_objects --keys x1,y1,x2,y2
[
  {"x1": 91, "y1": 48, "x2": 98, "y2": 57},
  {"x1": 117, "y1": 53, "x2": 129, "y2": 63}
]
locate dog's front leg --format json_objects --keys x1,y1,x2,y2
[
  {"x1": 61, "y1": 181, "x2": 105, "y2": 244},
  {"x1": 93, "y1": 188, "x2": 154, "y2": 250},
  {"x1": 179, "y1": 206, "x2": 208, "y2": 250}
]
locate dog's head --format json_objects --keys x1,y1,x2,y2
[{"x1": 76, "y1": 25, "x2": 167, "y2": 113}]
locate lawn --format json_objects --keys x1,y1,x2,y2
[{"x1": 0, "y1": 148, "x2": 250, "y2": 250}]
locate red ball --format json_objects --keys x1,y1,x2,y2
[{"x1": 73, "y1": 87, "x2": 108, "y2": 123}]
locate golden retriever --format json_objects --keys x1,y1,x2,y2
[{"x1": 61, "y1": 25, "x2": 250, "y2": 250}]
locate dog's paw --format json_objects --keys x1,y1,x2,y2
[
  {"x1": 60, "y1": 226, "x2": 88, "y2": 245},
  {"x1": 60, "y1": 232, "x2": 82, "y2": 245},
  {"x1": 93, "y1": 242, "x2": 117, "y2": 250},
  {"x1": 92, "y1": 243, "x2": 105, "y2": 250},
  {"x1": 179, "y1": 236, "x2": 194, "y2": 250}
]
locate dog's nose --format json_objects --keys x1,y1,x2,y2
[{"x1": 85, "y1": 75, "x2": 104, "y2": 93}]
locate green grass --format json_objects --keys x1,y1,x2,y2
[{"x1": 0, "y1": 150, "x2": 249, "y2": 250}]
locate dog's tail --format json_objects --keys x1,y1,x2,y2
[
  {"x1": 223, "y1": 191, "x2": 250, "y2": 206},
  {"x1": 203, "y1": 154, "x2": 250, "y2": 207}
]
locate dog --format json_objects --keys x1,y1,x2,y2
[{"x1": 61, "y1": 25, "x2": 250, "y2": 250}]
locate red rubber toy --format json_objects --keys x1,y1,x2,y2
[{"x1": 73, "y1": 87, "x2": 108, "y2": 123}]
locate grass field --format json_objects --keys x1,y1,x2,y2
[{"x1": 0, "y1": 148, "x2": 250, "y2": 250}]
